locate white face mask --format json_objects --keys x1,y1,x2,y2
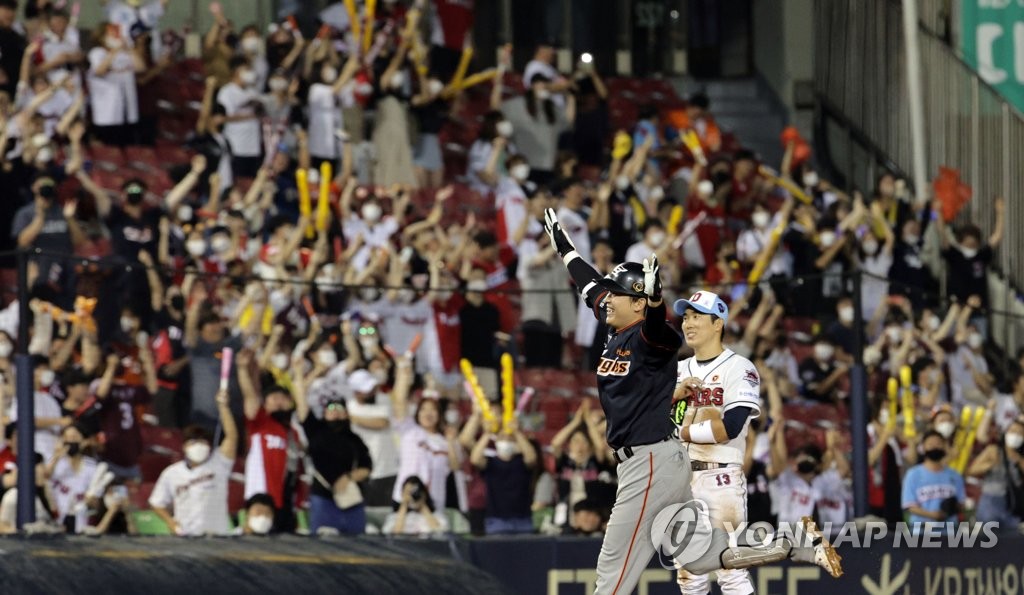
[
  {"x1": 185, "y1": 442, "x2": 211, "y2": 464},
  {"x1": 818, "y1": 231, "x2": 837, "y2": 247},
  {"x1": 903, "y1": 234, "x2": 919, "y2": 245},
  {"x1": 648, "y1": 231, "x2": 666, "y2": 247},
  {"x1": 269, "y1": 289, "x2": 292, "y2": 313},
  {"x1": 927, "y1": 315, "x2": 941, "y2": 331},
  {"x1": 177, "y1": 205, "x2": 193, "y2": 222},
  {"x1": 649, "y1": 186, "x2": 665, "y2": 201},
  {"x1": 248, "y1": 514, "x2": 273, "y2": 534},
  {"x1": 863, "y1": 346, "x2": 882, "y2": 367},
  {"x1": 862, "y1": 239, "x2": 879, "y2": 255},
  {"x1": 359, "y1": 288, "x2": 379, "y2": 302},
  {"x1": 534, "y1": 87, "x2": 551, "y2": 101},
  {"x1": 802, "y1": 171, "x2": 819, "y2": 188},
  {"x1": 371, "y1": 369, "x2": 388, "y2": 384},
  {"x1": 510, "y1": 163, "x2": 530, "y2": 181},
  {"x1": 321, "y1": 67, "x2": 338, "y2": 84},
  {"x1": 271, "y1": 353, "x2": 288, "y2": 369},
  {"x1": 0, "y1": 342, "x2": 12, "y2": 358},
  {"x1": 1006, "y1": 433, "x2": 1024, "y2": 450},
  {"x1": 885, "y1": 326, "x2": 903, "y2": 343},
  {"x1": 390, "y1": 71, "x2": 407, "y2": 89},
  {"x1": 814, "y1": 344, "x2": 834, "y2": 361},
  {"x1": 361, "y1": 203, "x2": 382, "y2": 223},
  {"x1": 317, "y1": 349, "x2": 338, "y2": 367},
  {"x1": 186, "y1": 239, "x2": 206, "y2": 258},
  {"x1": 495, "y1": 439, "x2": 518, "y2": 459},
  {"x1": 967, "y1": 332, "x2": 984, "y2": 349},
  {"x1": 39, "y1": 369, "x2": 55, "y2": 387},
  {"x1": 878, "y1": 410, "x2": 890, "y2": 426},
  {"x1": 211, "y1": 235, "x2": 232, "y2": 254},
  {"x1": 428, "y1": 79, "x2": 444, "y2": 95},
  {"x1": 960, "y1": 247, "x2": 978, "y2": 259},
  {"x1": 495, "y1": 120, "x2": 513, "y2": 138},
  {"x1": 239, "y1": 69, "x2": 257, "y2": 86},
  {"x1": 35, "y1": 146, "x2": 54, "y2": 164},
  {"x1": 103, "y1": 493, "x2": 121, "y2": 511},
  {"x1": 120, "y1": 316, "x2": 135, "y2": 333},
  {"x1": 359, "y1": 336, "x2": 377, "y2": 352},
  {"x1": 241, "y1": 36, "x2": 261, "y2": 54},
  {"x1": 697, "y1": 180, "x2": 714, "y2": 198},
  {"x1": 838, "y1": 306, "x2": 854, "y2": 324},
  {"x1": 751, "y1": 211, "x2": 770, "y2": 228},
  {"x1": 466, "y1": 280, "x2": 489, "y2": 293},
  {"x1": 106, "y1": 36, "x2": 123, "y2": 51},
  {"x1": 615, "y1": 175, "x2": 630, "y2": 191},
  {"x1": 935, "y1": 421, "x2": 956, "y2": 439},
  {"x1": 444, "y1": 409, "x2": 460, "y2": 426},
  {"x1": 396, "y1": 288, "x2": 417, "y2": 304},
  {"x1": 268, "y1": 77, "x2": 288, "y2": 92}
]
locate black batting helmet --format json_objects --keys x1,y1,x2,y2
[{"x1": 596, "y1": 262, "x2": 647, "y2": 298}]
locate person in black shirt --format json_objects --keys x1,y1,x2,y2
[
  {"x1": 0, "y1": 0, "x2": 25, "y2": 98},
  {"x1": 798, "y1": 336, "x2": 847, "y2": 403},
  {"x1": 459, "y1": 273, "x2": 502, "y2": 370},
  {"x1": 888, "y1": 216, "x2": 938, "y2": 310},
  {"x1": 469, "y1": 418, "x2": 538, "y2": 535},
  {"x1": 294, "y1": 381, "x2": 373, "y2": 536},
  {"x1": 935, "y1": 197, "x2": 1005, "y2": 326},
  {"x1": 571, "y1": 66, "x2": 609, "y2": 167}
]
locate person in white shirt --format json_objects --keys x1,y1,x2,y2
[
  {"x1": 149, "y1": 388, "x2": 238, "y2": 536},
  {"x1": 9, "y1": 359, "x2": 66, "y2": 461},
  {"x1": 383, "y1": 475, "x2": 449, "y2": 535},
  {"x1": 523, "y1": 43, "x2": 571, "y2": 109},
  {"x1": 948, "y1": 323, "x2": 990, "y2": 408},
  {"x1": 736, "y1": 203, "x2": 792, "y2": 278},
  {"x1": 217, "y1": 56, "x2": 263, "y2": 178},
  {"x1": 87, "y1": 23, "x2": 144, "y2": 146},
  {"x1": 40, "y1": 7, "x2": 82, "y2": 88},
  {"x1": 44, "y1": 424, "x2": 97, "y2": 533},
  {"x1": 307, "y1": 56, "x2": 359, "y2": 167},
  {"x1": 345, "y1": 369, "x2": 399, "y2": 507},
  {"x1": 238, "y1": 26, "x2": 268, "y2": 92},
  {"x1": 624, "y1": 219, "x2": 668, "y2": 265},
  {"x1": 768, "y1": 424, "x2": 852, "y2": 528},
  {"x1": 105, "y1": 0, "x2": 167, "y2": 57}
]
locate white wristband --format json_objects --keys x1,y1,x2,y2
[
  {"x1": 687, "y1": 421, "x2": 717, "y2": 444},
  {"x1": 562, "y1": 250, "x2": 581, "y2": 266}
]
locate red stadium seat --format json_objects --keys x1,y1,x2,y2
[
  {"x1": 90, "y1": 145, "x2": 125, "y2": 171},
  {"x1": 227, "y1": 476, "x2": 246, "y2": 514},
  {"x1": 140, "y1": 425, "x2": 183, "y2": 455},
  {"x1": 138, "y1": 451, "x2": 175, "y2": 483}
]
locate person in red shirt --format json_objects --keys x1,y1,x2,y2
[
  {"x1": 428, "y1": 0, "x2": 474, "y2": 81},
  {"x1": 237, "y1": 349, "x2": 300, "y2": 533},
  {"x1": 96, "y1": 337, "x2": 157, "y2": 480},
  {"x1": 468, "y1": 230, "x2": 517, "y2": 333}
]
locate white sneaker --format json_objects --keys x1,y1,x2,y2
[{"x1": 800, "y1": 516, "x2": 843, "y2": 578}]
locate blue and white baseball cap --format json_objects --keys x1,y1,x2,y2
[{"x1": 673, "y1": 291, "x2": 729, "y2": 322}]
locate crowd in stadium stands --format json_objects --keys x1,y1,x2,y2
[{"x1": 0, "y1": 0, "x2": 1022, "y2": 539}]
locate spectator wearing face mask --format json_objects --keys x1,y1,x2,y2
[
  {"x1": 459, "y1": 272, "x2": 502, "y2": 380},
  {"x1": 149, "y1": 388, "x2": 238, "y2": 536},
  {"x1": 988, "y1": 373, "x2": 1024, "y2": 433},
  {"x1": 968, "y1": 417, "x2": 1024, "y2": 530},
  {"x1": 825, "y1": 295, "x2": 863, "y2": 359},
  {"x1": 202, "y1": 2, "x2": 235, "y2": 87},
  {"x1": 502, "y1": 73, "x2": 574, "y2": 186},
  {"x1": 554, "y1": 177, "x2": 606, "y2": 266},
  {"x1": 237, "y1": 25, "x2": 268, "y2": 91},
  {"x1": 947, "y1": 317, "x2": 990, "y2": 408},
  {"x1": 410, "y1": 72, "x2": 448, "y2": 190},
  {"x1": 624, "y1": 219, "x2": 667, "y2": 266},
  {"x1": 240, "y1": 493, "x2": 277, "y2": 536},
  {"x1": 218, "y1": 56, "x2": 263, "y2": 178},
  {"x1": 468, "y1": 232, "x2": 518, "y2": 334},
  {"x1": 183, "y1": 295, "x2": 245, "y2": 433},
  {"x1": 857, "y1": 205, "x2": 896, "y2": 317},
  {"x1": 238, "y1": 350, "x2": 301, "y2": 533},
  {"x1": 523, "y1": 43, "x2": 571, "y2": 109},
  {"x1": 0, "y1": 423, "x2": 55, "y2": 534},
  {"x1": 798, "y1": 337, "x2": 848, "y2": 404},
  {"x1": 888, "y1": 217, "x2": 938, "y2": 311},
  {"x1": 294, "y1": 373, "x2": 373, "y2": 535},
  {"x1": 737, "y1": 201, "x2": 793, "y2": 279},
  {"x1": 43, "y1": 424, "x2": 97, "y2": 533},
  {"x1": 344, "y1": 368, "x2": 397, "y2": 507},
  {"x1": 12, "y1": 177, "x2": 84, "y2": 302},
  {"x1": 308, "y1": 56, "x2": 359, "y2": 169},
  {"x1": 385, "y1": 475, "x2": 448, "y2": 535},
  {"x1": 96, "y1": 338, "x2": 157, "y2": 480},
  {"x1": 902, "y1": 430, "x2": 964, "y2": 534},
  {"x1": 87, "y1": 22, "x2": 144, "y2": 147},
  {"x1": 549, "y1": 401, "x2": 614, "y2": 528},
  {"x1": 769, "y1": 427, "x2": 852, "y2": 526},
  {"x1": 8, "y1": 356, "x2": 68, "y2": 461},
  {"x1": 935, "y1": 198, "x2": 1005, "y2": 334},
  {"x1": 867, "y1": 395, "x2": 906, "y2": 525},
  {"x1": 470, "y1": 419, "x2": 538, "y2": 536},
  {"x1": 150, "y1": 283, "x2": 190, "y2": 428}
]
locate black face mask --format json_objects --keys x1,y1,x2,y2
[
  {"x1": 327, "y1": 419, "x2": 351, "y2": 433},
  {"x1": 65, "y1": 442, "x2": 80, "y2": 456},
  {"x1": 270, "y1": 410, "x2": 292, "y2": 427},
  {"x1": 126, "y1": 191, "x2": 144, "y2": 205},
  {"x1": 169, "y1": 295, "x2": 185, "y2": 311},
  {"x1": 712, "y1": 171, "x2": 731, "y2": 187},
  {"x1": 924, "y1": 448, "x2": 946, "y2": 462},
  {"x1": 797, "y1": 460, "x2": 817, "y2": 474},
  {"x1": 38, "y1": 184, "x2": 55, "y2": 199}
]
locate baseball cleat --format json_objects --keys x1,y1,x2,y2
[{"x1": 800, "y1": 516, "x2": 843, "y2": 578}]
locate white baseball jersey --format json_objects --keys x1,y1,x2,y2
[
  {"x1": 675, "y1": 349, "x2": 762, "y2": 465},
  {"x1": 49, "y1": 456, "x2": 98, "y2": 531},
  {"x1": 772, "y1": 468, "x2": 851, "y2": 526},
  {"x1": 991, "y1": 393, "x2": 1022, "y2": 432},
  {"x1": 148, "y1": 451, "x2": 234, "y2": 536}
]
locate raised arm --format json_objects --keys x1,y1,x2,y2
[
  {"x1": 236, "y1": 349, "x2": 261, "y2": 420},
  {"x1": 989, "y1": 196, "x2": 1005, "y2": 248},
  {"x1": 216, "y1": 388, "x2": 238, "y2": 459}
]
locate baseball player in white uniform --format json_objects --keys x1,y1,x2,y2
[{"x1": 672, "y1": 291, "x2": 762, "y2": 595}]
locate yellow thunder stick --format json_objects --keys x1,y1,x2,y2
[
  {"x1": 951, "y1": 407, "x2": 972, "y2": 464},
  {"x1": 954, "y1": 408, "x2": 986, "y2": 473},
  {"x1": 682, "y1": 129, "x2": 707, "y2": 166},
  {"x1": 440, "y1": 69, "x2": 499, "y2": 100},
  {"x1": 461, "y1": 358, "x2": 498, "y2": 432},
  {"x1": 449, "y1": 45, "x2": 474, "y2": 92},
  {"x1": 500, "y1": 353, "x2": 516, "y2": 434},
  {"x1": 886, "y1": 377, "x2": 899, "y2": 431},
  {"x1": 758, "y1": 165, "x2": 812, "y2": 204},
  {"x1": 362, "y1": 0, "x2": 377, "y2": 55},
  {"x1": 296, "y1": 168, "x2": 311, "y2": 223},
  {"x1": 316, "y1": 161, "x2": 332, "y2": 234},
  {"x1": 899, "y1": 365, "x2": 916, "y2": 438}
]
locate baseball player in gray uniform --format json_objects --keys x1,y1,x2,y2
[{"x1": 544, "y1": 209, "x2": 842, "y2": 595}]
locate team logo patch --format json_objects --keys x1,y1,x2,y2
[
  {"x1": 597, "y1": 358, "x2": 631, "y2": 377},
  {"x1": 711, "y1": 375, "x2": 719, "y2": 382},
  {"x1": 632, "y1": 281, "x2": 645, "y2": 293},
  {"x1": 743, "y1": 369, "x2": 760, "y2": 387}
]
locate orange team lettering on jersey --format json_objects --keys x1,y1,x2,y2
[{"x1": 596, "y1": 358, "x2": 631, "y2": 377}]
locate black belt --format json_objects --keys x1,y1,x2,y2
[
  {"x1": 691, "y1": 461, "x2": 734, "y2": 471},
  {"x1": 612, "y1": 435, "x2": 674, "y2": 464}
]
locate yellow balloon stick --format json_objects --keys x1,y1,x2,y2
[
  {"x1": 450, "y1": 45, "x2": 473, "y2": 92},
  {"x1": 461, "y1": 358, "x2": 497, "y2": 430},
  {"x1": 758, "y1": 165, "x2": 812, "y2": 204},
  {"x1": 955, "y1": 408, "x2": 986, "y2": 473},
  {"x1": 441, "y1": 69, "x2": 499, "y2": 99},
  {"x1": 747, "y1": 226, "x2": 782, "y2": 284},
  {"x1": 316, "y1": 161, "x2": 332, "y2": 234},
  {"x1": 362, "y1": 0, "x2": 377, "y2": 55},
  {"x1": 500, "y1": 353, "x2": 515, "y2": 434},
  {"x1": 886, "y1": 377, "x2": 899, "y2": 431},
  {"x1": 951, "y1": 407, "x2": 972, "y2": 466},
  {"x1": 296, "y1": 168, "x2": 311, "y2": 219}
]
